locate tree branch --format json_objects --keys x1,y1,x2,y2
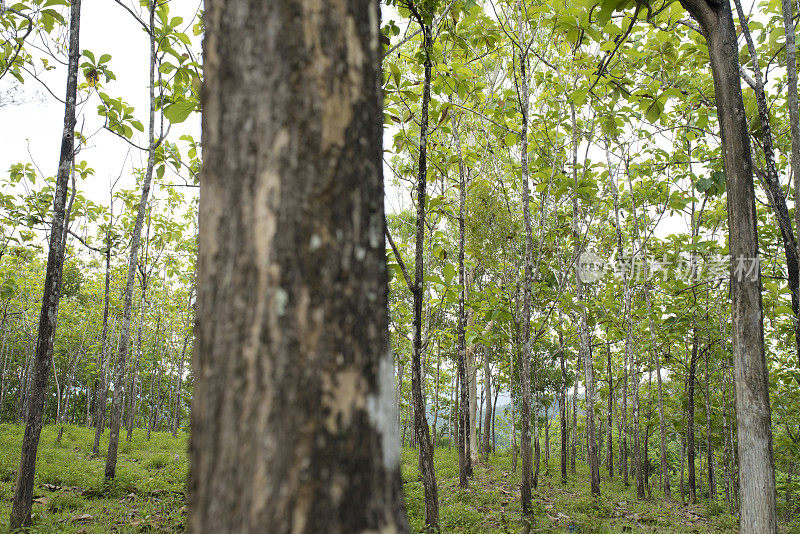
[{"x1": 385, "y1": 225, "x2": 415, "y2": 292}]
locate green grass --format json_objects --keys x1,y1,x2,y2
[
  {"x1": 0, "y1": 423, "x2": 187, "y2": 533},
  {"x1": 400, "y1": 446, "x2": 772, "y2": 533},
  {"x1": 0, "y1": 425, "x2": 794, "y2": 532}
]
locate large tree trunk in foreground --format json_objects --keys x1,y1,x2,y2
[
  {"x1": 678, "y1": 0, "x2": 777, "y2": 529},
  {"x1": 9, "y1": 0, "x2": 81, "y2": 527},
  {"x1": 188, "y1": 0, "x2": 409, "y2": 531}
]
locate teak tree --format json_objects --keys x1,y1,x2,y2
[
  {"x1": 9, "y1": 0, "x2": 80, "y2": 527},
  {"x1": 679, "y1": 0, "x2": 778, "y2": 530},
  {"x1": 188, "y1": 0, "x2": 409, "y2": 532}
]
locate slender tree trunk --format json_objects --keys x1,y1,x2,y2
[
  {"x1": 544, "y1": 405, "x2": 550, "y2": 470},
  {"x1": 9, "y1": 0, "x2": 80, "y2": 526},
  {"x1": 432, "y1": 342, "x2": 440, "y2": 447},
  {"x1": 126, "y1": 222, "x2": 151, "y2": 442},
  {"x1": 559, "y1": 329, "x2": 568, "y2": 484},
  {"x1": 453, "y1": 106, "x2": 470, "y2": 489},
  {"x1": 477, "y1": 381, "x2": 483, "y2": 455},
  {"x1": 607, "y1": 340, "x2": 613, "y2": 478},
  {"x1": 93, "y1": 236, "x2": 113, "y2": 454},
  {"x1": 172, "y1": 330, "x2": 189, "y2": 436},
  {"x1": 0, "y1": 313, "x2": 8, "y2": 413},
  {"x1": 705, "y1": 344, "x2": 716, "y2": 500},
  {"x1": 782, "y1": 0, "x2": 800, "y2": 338},
  {"x1": 786, "y1": 461, "x2": 794, "y2": 518},
  {"x1": 511, "y1": 342, "x2": 518, "y2": 474},
  {"x1": 105, "y1": 1, "x2": 157, "y2": 480},
  {"x1": 572, "y1": 356, "x2": 579, "y2": 475},
  {"x1": 405, "y1": 12, "x2": 438, "y2": 528},
  {"x1": 645, "y1": 367, "x2": 653, "y2": 497},
  {"x1": 126, "y1": 278, "x2": 147, "y2": 442},
  {"x1": 533, "y1": 388, "x2": 540, "y2": 489},
  {"x1": 483, "y1": 353, "x2": 491, "y2": 460},
  {"x1": 572, "y1": 104, "x2": 600, "y2": 497},
  {"x1": 608, "y1": 150, "x2": 633, "y2": 492},
  {"x1": 621, "y1": 325, "x2": 629, "y2": 486},
  {"x1": 468, "y1": 326, "x2": 478, "y2": 464},
  {"x1": 638, "y1": 243, "x2": 670, "y2": 497},
  {"x1": 723, "y1": 363, "x2": 733, "y2": 511},
  {"x1": 58, "y1": 365, "x2": 75, "y2": 442},
  {"x1": 688, "y1": 340, "x2": 697, "y2": 504},
  {"x1": 492, "y1": 384, "x2": 499, "y2": 455},
  {"x1": 734, "y1": 0, "x2": 800, "y2": 370},
  {"x1": 632, "y1": 344, "x2": 644, "y2": 499},
  {"x1": 188, "y1": 0, "x2": 410, "y2": 529},
  {"x1": 681, "y1": 421, "x2": 687, "y2": 504},
  {"x1": 516, "y1": 2, "x2": 535, "y2": 523},
  {"x1": 448, "y1": 361, "x2": 455, "y2": 450}
]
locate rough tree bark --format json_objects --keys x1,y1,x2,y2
[
  {"x1": 678, "y1": 0, "x2": 778, "y2": 529},
  {"x1": 9, "y1": 0, "x2": 80, "y2": 527},
  {"x1": 188, "y1": 0, "x2": 410, "y2": 531},
  {"x1": 516, "y1": 0, "x2": 535, "y2": 525}
]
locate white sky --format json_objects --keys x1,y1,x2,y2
[{"x1": 0, "y1": 0, "x2": 202, "y2": 207}]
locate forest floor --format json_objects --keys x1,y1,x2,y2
[
  {"x1": 0, "y1": 424, "x2": 796, "y2": 533},
  {"x1": 401, "y1": 445, "x2": 799, "y2": 533}
]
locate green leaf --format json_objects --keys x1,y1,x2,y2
[
  {"x1": 645, "y1": 98, "x2": 663, "y2": 124},
  {"x1": 163, "y1": 101, "x2": 196, "y2": 123}
]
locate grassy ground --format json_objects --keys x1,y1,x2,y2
[
  {"x1": 0, "y1": 424, "x2": 796, "y2": 532},
  {"x1": 0, "y1": 424, "x2": 187, "y2": 533},
  {"x1": 401, "y1": 447, "x2": 749, "y2": 533}
]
